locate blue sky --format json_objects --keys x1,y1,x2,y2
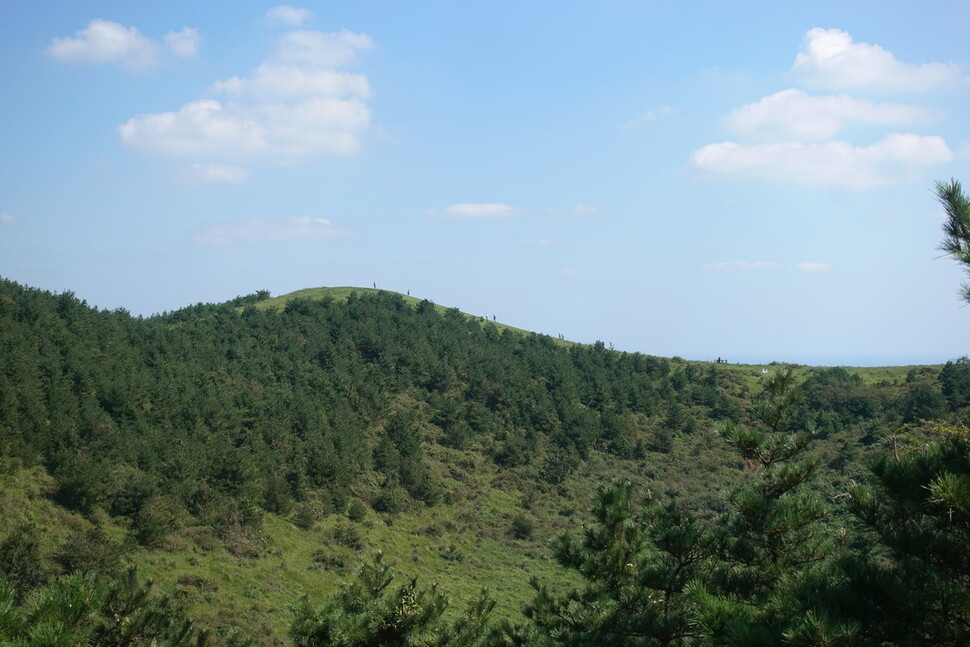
[{"x1": 2, "y1": 1, "x2": 969, "y2": 366}]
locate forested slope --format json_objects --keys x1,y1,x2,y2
[
  {"x1": 0, "y1": 281, "x2": 753, "y2": 524},
  {"x1": 1, "y1": 278, "x2": 967, "y2": 645}
]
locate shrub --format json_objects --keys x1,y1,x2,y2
[
  {"x1": 510, "y1": 514, "x2": 535, "y2": 540},
  {"x1": 372, "y1": 487, "x2": 408, "y2": 514},
  {"x1": 346, "y1": 498, "x2": 367, "y2": 522},
  {"x1": 53, "y1": 527, "x2": 125, "y2": 577}
]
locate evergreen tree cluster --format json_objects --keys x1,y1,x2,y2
[{"x1": 0, "y1": 280, "x2": 792, "y2": 544}]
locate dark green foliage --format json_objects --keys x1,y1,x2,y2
[
  {"x1": 509, "y1": 482, "x2": 711, "y2": 646},
  {"x1": 511, "y1": 369, "x2": 841, "y2": 647},
  {"x1": 1, "y1": 278, "x2": 740, "y2": 539},
  {"x1": 53, "y1": 527, "x2": 126, "y2": 578},
  {"x1": 347, "y1": 498, "x2": 368, "y2": 522},
  {"x1": 510, "y1": 514, "x2": 535, "y2": 540},
  {"x1": 133, "y1": 495, "x2": 183, "y2": 548},
  {"x1": 373, "y1": 486, "x2": 409, "y2": 514},
  {"x1": 0, "y1": 568, "x2": 209, "y2": 647},
  {"x1": 936, "y1": 178, "x2": 970, "y2": 303},
  {"x1": 539, "y1": 445, "x2": 580, "y2": 485},
  {"x1": 839, "y1": 423, "x2": 970, "y2": 644},
  {"x1": 290, "y1": 551, "x2": 495, "y2": 647},
  {"x1": 0, "y1": 523, "x2": 48, "y2": 597},
  {"x1": 699, "y1": 369, "x2": 834, "y2": 646},
  {"x1": 940, "y1": 356, "x2": 970, "y2": 410},
  {"x1": 50, "y1": 451, "x2": 107, "y2": 514},
  {"x1": 331, "y1": 524, "x2": 366, "y2": 551},
  {"x1": 292, "y1": 500, "x2": 327, "y2": 530},
  {"x1": 799, "y1": 367, "x2": 887, "y2": 430},
  {"x1": 900, "y1": 381, "x2": 947, "y2": 422}
]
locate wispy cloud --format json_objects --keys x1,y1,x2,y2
[
  {"x1": 726, "y1": 89, "x2": 930, "y2": 142},
  {"x1": 789, "y1": 28, "x2": 962, "y2": 93},
  {"x1": 443, "y1": 203, "x2": 516, "y2": 218},
  {"x1": 797, "y1": 262, "x2": 833, "y2": 272},
  {"x1": 47, "y1": 20, "x2": 202, "y2": 67},
  {"x1": 119, "y1": 28, "x2": 372, "y2": 162},
  {"x1": 692, "y1": 134, "x2": 952, "y2": 189},
  {"x1": 704, "y1": 261, "x2": 780, "y2": 271},
  {"x1": 164, "y1": 27, "x2": 201, "y2": 58},
  {"x1": 0, "y1": 212, "x2": 18, "y2": 226},
  {"x1": 176, "y1": 163, "x2": 249, "y2": 184},
  {"x1": 432, "y1": 202, "x2": 596, "y2": 219},
  {"x1": 267, "y1": 5, "x2": 313, "y2": 26},
  {"x1": 48, "y1": 19, "x2": 161, "y2": 68},
  {"x1": 194, "y1": 216, "x2": 354, "y2": 245}
]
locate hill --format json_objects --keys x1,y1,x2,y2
[{"x1": 0, "y1": 279, "x2": 965, "y2": 644}]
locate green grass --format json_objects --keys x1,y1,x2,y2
[
  {"x1": 252, "y1": 286, "x2": 391, "y2": 310},
  {"x1": 0, "y1": 451, "x2": 578, "y2": 644},
  {"x1": 250, "y1": 286, "x2": 570, "y2": 345},
  {"x1": 123, "y1": 439, "x2": 589, "y2": 641}
]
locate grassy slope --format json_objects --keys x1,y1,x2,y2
[
  {"x1": 251, "y1": 286, "x2": 567, "y2": 344},
  {"x1": 2, "y1": 435, "x2": 731, "y2": 643},
  {"x1": 131, "y1": 443, "x2": 586, "y2": 642}
]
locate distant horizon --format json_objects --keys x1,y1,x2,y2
[{"x1": 681, "y1": 353, "x2": 955, "y2": 368}]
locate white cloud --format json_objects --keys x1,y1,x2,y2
[
  {"x1": 727, "y1": 89, "x2": 929, "y2": 142},
  {"x1": 176, "y1": 163, "x2": 249, "y2": 184},
  {"x1": 194, "y1": 216, "x2": 353, "y2": 245},
  {"x1": 119, "y1": 28, "x2": 373, "y2": 162},
  {"x1": 705, "y1": 261, "x2": 780, "y2": 271},
  {"x1": 434, "y1": 202, "x2": 595, "y2": 219},
  {"x1": 0, "y1": 212, "x2": 17, "y2": 226},
  {"x1": 267, "y1": 5, "x2": 313, "y2": 26},
  {"x1": 210, "y1": 65, "x2": 370, "y2": 101},
  {"x1": 560, "y1": 267, "x2": 580, "y2": 275},
  {"x1": 48, "y1": 19, "x2": 159, "y2": 68},
  {"x1": 444, "y1": 203, "x2": 515, "y2": 218},
  {"x1": 692, "y1": 134, "x2": 952, "y2": 189},
  {"x1": 274, "y1": 29, "x2": 372, "y2": 67},
  {"x1": 120, "y1": 97, "x2": 369, "y2": 158},
  {"x1": 789, "y1": 28, "x2": 961, "y2": 93},
  {"x1": 797, "y1": 262, "x2": 833, "y2": 272},
  {"x1": 164, "y1": 27, "x2": 201, "y2": 58}
]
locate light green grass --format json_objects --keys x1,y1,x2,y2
[
  {"x1": 249, "y1": 286, "x2": 569, "y2": 345},
  {"x1": 129, "y1": 444, "x2": 582, "y2": 642}
]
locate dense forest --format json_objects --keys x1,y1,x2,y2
[{"x1": 1, "y1": 180, "x2": 969, "y2": 645}]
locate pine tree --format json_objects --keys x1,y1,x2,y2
[
  {"x1": 695, "y1": 368, "x2": 841, "y2": 646},
  {"x1": 291, "y1": 551, "x2": 495, "y2": 647},
  {"x1": 936, "y1": 178, "x2": 970, "y2": 304},
  {"x1": 0, "y1": 567, "x2": 210, "y2": 647},
  {"x1": 840, "y1": 422, "x2": 970, "y2": 644},
  {"x1": 510, "y1": 482, "x2": 710, "y2": 647}
]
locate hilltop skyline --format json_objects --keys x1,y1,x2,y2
[{"x1": 2, "y1": 1, "x2": 969, "y2": 365}]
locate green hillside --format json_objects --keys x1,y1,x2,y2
[{"x1": 1, "y1": 278, "x2": 967, "y2": 645}]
